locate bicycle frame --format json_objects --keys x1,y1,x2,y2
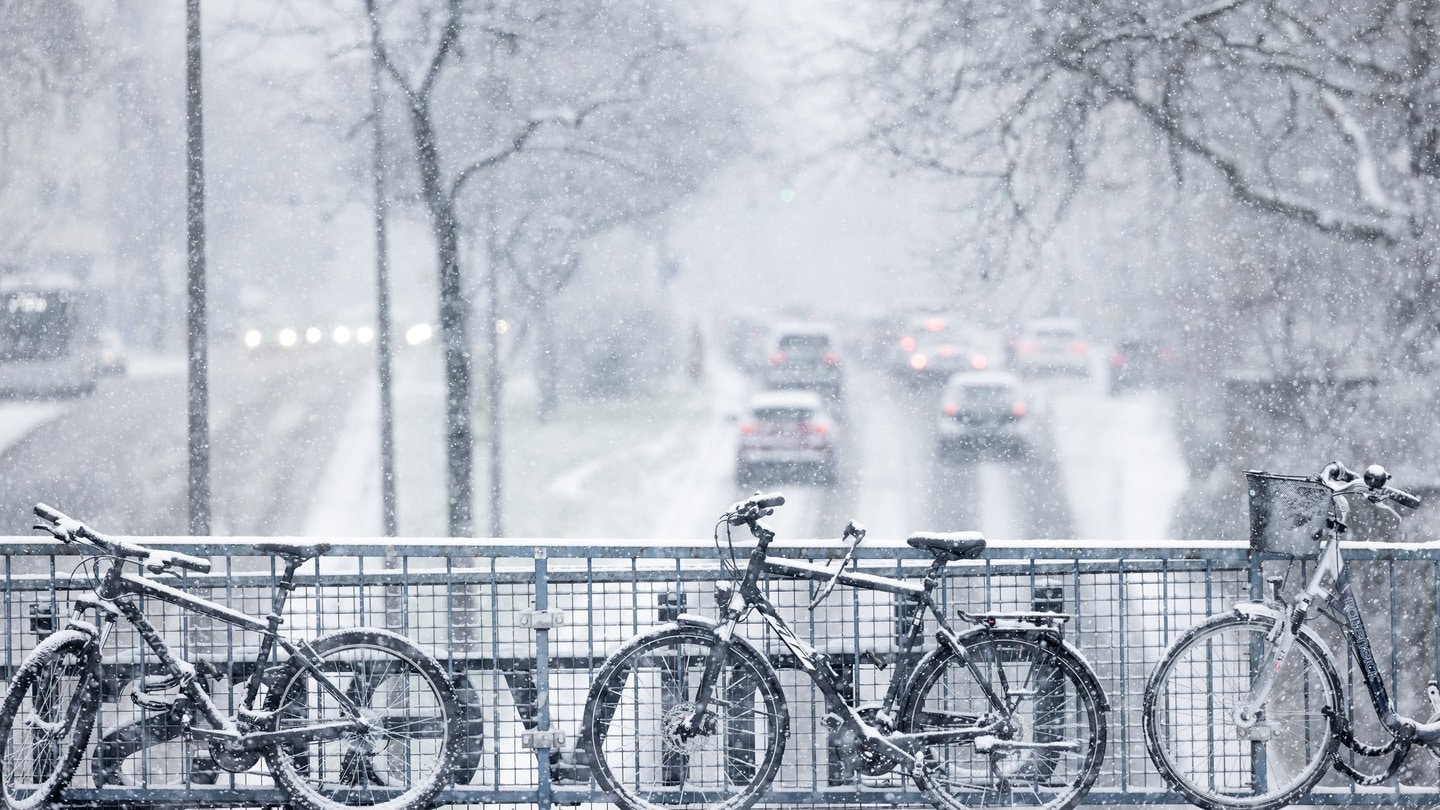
[
  {"x1": 1241, "y1": 514, "x2": 1440, "y2": 747},
  {"x1": 69, "y1": 554, "x2": 366, "y2": 756},
  {"x1": 690, "y1": 523, "x2": 1052, "y2": 770}
]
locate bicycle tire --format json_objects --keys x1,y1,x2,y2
[
  {"x1": 263, "y1": 628, "x2": 461, "y2": 810},
  {"x1": 582, "y1": 624, "x2": 789, "y2": 810},
  {"x1": 900, "y1": 627, "x2": 1107, "y2": 810},
  {"x1": 0, "y1": 630, "x2": 103, "y2": 810},
  {"x1": 1143, "y1": 611, "x2": 1342, "y2": 810}
]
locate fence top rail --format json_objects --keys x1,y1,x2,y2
[{"x1": 4, "y1": 534, "x2": 1430, "y2": 562}]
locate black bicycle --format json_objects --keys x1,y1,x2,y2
[
  {"x1": 0, "y1": 504, "x2": 462, "y2": 810},
  {"x1": 580, "y1": 493, "x2": 1109, "y2": 810},
  {"x1": 1144, "y1": 462, "x2": 1429, "y2": 810}
]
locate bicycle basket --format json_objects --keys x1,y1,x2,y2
[{"x1": 1245, "y1": 471, "x2": 1331, "y2": 558}]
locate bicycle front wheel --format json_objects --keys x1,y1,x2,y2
[
  {"x1": 582, "y1": 625, "x2": 789, "y2": 810},
  {"x1": 1143, "y1": 612, "x2": 1342, "y2": 810},
  {"x1": 900, "y1": 628, "x2": 1107, "y2": 810},
  {"x1": 0, "y1": 629, "x2": 103, "y2": 810},
  {"x1": 264, "y1": 628, "x2": 460, "y2": 810}
]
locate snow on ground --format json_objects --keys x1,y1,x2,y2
[{"x1": 1051, "y1": 386, "x2": 1188, "y2": 540}]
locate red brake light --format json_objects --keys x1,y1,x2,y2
[
  {"x1": 739, "y1": 423, "x2": 755, "y2": 434},
  {"x1": 909, "y1": 354, "x2": 928, "y2": 371},
  {"x1": 809, "y1": 422, "x2": 830, "y2": 435},
  {"x1": 970, "y1": 354, "x2": 987, "y2": 370},
  {"x1": 770, "y1": 352, "x2": 786, "y2": 365},
  {"x1": 1011, "y1": 402, "x2": 1028, "y2": 417},
  {"x1": 899, "y1": 336, "x2": 916, "y2": 352},
  {"x1": 943, "y1": 402, "x2": 959, "y2": 416},
  {"x1": 924, "y1": 317, "x2": 945, "y2": 332},
  {"x1": 1069, "y1": 341, "x2": 1089, "y2": 355},
  {"x1": 1110, "y1": 352, "x2": 1129, "y2": 368},
  {"x1": 823, "y1": 352, "x2": 839, "y2": 365}
]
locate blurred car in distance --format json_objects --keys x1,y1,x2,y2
[
  {"x1": 1008, "y1": 317, "x2": 1090, "y2": 377},
  {"x1": 735, "y1": 389, "x2": 838, "y2": 487},
  {"x1": 1109, "y1": 338, "x2": 1181, "y2": 394},
  {"x1": 935, "y1": 370, "x2": 1031, "y2": 458},
  {"x1": 891, "y1": 313, "x2": 992, "y2": 386},
  {"x1": 762, "y1": 322, "x2": 844, "y2": 402}
]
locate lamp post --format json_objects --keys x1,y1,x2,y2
[{"x1": 185, "y1": 0, "x2": 210, "y2": 536}]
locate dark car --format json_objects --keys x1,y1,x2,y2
[
  {"x1": 935, "y1": 371, "x2": 1031, "y2": 458},
  {"x1": 762, "y1": 323, "x2": 844, "y2": 402},
  {"x1": 1109, "y1": 338, "x2": 1181, "y2": 394},
  {"x1": 891, "y1": 314, "x2": 993, "y2": 386},
  {"x1": 735, "y1": 389, "x2": 838, "y2": 487}
]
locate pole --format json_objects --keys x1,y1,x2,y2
[
  {"x1": 185, "y1": 0, "x2": 210, "y2": 536},
  {"x1": 368, "y1": 11, "x2": 399, "y2": 537},
  {"x1": 486, "y1": 208, "x2": 503, "y2": 538}
]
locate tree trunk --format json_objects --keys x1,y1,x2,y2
[
  {"x1": 534, "y1": 298, "x2": 558, "y2": 422},
  {"x1": 407, "y1": 97, "x2": 474, "y2": 537}
]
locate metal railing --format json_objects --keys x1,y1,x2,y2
[{"x1": 2, "y1": 535, "x2": 1439, "y2": 808}]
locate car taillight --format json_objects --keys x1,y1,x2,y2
[
  {"x1": 971, "y1": 353, "x2": 987, "y2": 370},
  {"x1": 937, "y1": 343, "x2": 956, "y2": 358},
  {"x1": 823, "y1": 352, "x2": 840, "y2": 365},
  {"x1": 770, "y1": 352, "x2": 786, "y2": 365},
  {"x1": 739, "y1": 423, "x2": 756, "y2": 434},
  {"x1": 1011, "y1": 402, "x2": 1029, "y2": 417},
  {"x1": 910, "y1": 353, "x2": 928, "y2": 371},
  {"x1": 899, "y1": 336, "x2": 916, "y2": 352},
  {"x1": 942, "y1": 402, "x2": 959, "y2": 416},
  {"x1": 1110, "y1": 352, "x2": 1129, "y2": 367},
  {"x1": 1069, "y1": 341, "x2": 1089, "y2": 355},
  {"x1": 808, "y1": 422, "x2": 830, "y2": 435}
]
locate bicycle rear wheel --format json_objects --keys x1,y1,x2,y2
[
  {"x1": 0, "y1": 630, "x2": 103, "y2": 810},
  {"x1": 1144, "y1": 612, "x2": 1341, "y2": 810},
  {"x1": 900, "y1": 628, "x2": 1107, "y2": 810},
  {"x1": 581, "y1": 625, "x2": 789, "y2": 810},
  {"x1": 264, "y1": 628, "x2": 460, "y2": 810}
]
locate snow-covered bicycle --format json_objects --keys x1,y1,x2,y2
[
  {"x1": 0, "y1": 504, "x2": 461, "y2": 810},
  {"x1": 580, "y1": 492, "x2": 1109, "y2": 810},
  {"x1": 1144, "y1": 461, "x2": 1430, "y2": 810}
]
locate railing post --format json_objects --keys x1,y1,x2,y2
[{"x1": 530, "y1": 548, "x2": 555, "y2": 810}]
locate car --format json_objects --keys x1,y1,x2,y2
[
  {"x1": 1109, "y1": 338, "x2": 1180, "y2": 394},
  {"x1": 1008, "y1": 317, "x2": 1091, "y2": 377},
  {"x1": 735, "y1": 389, "x2": 838, "y2": 487},
  {"x1": 935, "y1": 371, "x2": 1031, "y2": 458},
  {"x1": 761, "y1": 322, "x2": 844, "y2": 402},
  {"x1": 890, "y1": 313, "x2": 992, "y2": 386}
]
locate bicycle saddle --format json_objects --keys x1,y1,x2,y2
[
  {"x1": 254, "y1": 541, "x2": 333, "y2": 564},
  {"x1": 906, "y1": 531, "x2": 986, "y2": 561}
]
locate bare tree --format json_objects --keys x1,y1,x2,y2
[
  {"x1": 0, "y1": 0, "x2": 94, "y2": 255},
  {"x1": 363, "y1": 0, "x2": 746, "y2": 535},
  {"x1": 852, "y1": 0, "x2": 1440, "y2": 343}
]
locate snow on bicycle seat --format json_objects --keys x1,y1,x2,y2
[
  {"x1": 906, "y1": 531, "x2": 986, "y2": 561},
  {"x1": 253, "y1": 541, "x2": 332, "y2": 563}
]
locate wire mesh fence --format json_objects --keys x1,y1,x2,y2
[{"x1": 1, "y1": 537, "x2": 1437, "y2": 807}]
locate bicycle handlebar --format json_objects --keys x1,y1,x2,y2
[
  {"x1": 1319, "y1": 462, "x2": 1423, "y2": 510},
  {"x1": 33, "y1": 503, "x2": 213, "y2": 575},
  {"x1": 727, "y1": 492, "x2": 786, "y2": 526}
]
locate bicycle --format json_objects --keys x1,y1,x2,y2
[
  {"x1": 579, "y1": 492, "x2": 1109, "y2": 810},
  {"x1": 0, "y1": 504, "x2": 462, "y2": 810},
  {"x1": 1143, "y1": 461, "x2": 1429, "y2": 810}
]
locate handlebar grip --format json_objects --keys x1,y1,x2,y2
[
  {"x1": 1386, "y1": 486, "x2": 1423, "y2": 510},
  {"x1": 753, "y1": 493, "x2": 786, "y2": 509},
  {"x1": 33, "y1": 503, "x2": 66, "y2": 525}
]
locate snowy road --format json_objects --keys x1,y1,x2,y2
[
  {"x1": 0, "y1": 347, "x2": 370, "y2": 538},
  {"x1": 0, "y1": 344, "x2": 1186, "y2": 545}
]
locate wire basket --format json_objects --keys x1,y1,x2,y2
[{"x1": 1245, "y1": 471, "x2": 1332, "y2": 558}]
